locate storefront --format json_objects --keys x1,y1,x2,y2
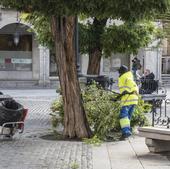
[
  {"x1": 0, "y1": 9, "x2": 54, "y2": 88},
  {"x1": 0, "y1": 23, "x2": 32, "y2": 72}
]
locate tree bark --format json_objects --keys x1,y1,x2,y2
[
  {"x1": 87, "y1": 48, "x2": 102, "y2": 75},
  {"x1": 51, "y1": 16, "x2": 92, "y2": 138},
  {"x1": 87, "y1": 18, "x2": 107, "y2": 75}
]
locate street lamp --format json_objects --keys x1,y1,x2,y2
[
  {"x1": 13, "y1": 30, "x2": 20, "y2": 46},
  {"x1": 75, "y1": 16, "x2": 81, "y2": 76},
  {"x1": 13, "y1": 12, "x2": 20, "y2": 46}
]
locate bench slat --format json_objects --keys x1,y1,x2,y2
[{"x1": 138, "y1": 127, "x2": 170, "y2": 141}]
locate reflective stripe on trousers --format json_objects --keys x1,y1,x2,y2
[
  {"x1": 119, "y1": 105, "x2": 135, "y2": 136},
  {"x1": 120, "y1": 117, "x2": 130, "y2": 129}
]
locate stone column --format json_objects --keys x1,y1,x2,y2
[
  {"x1": 38, "y1": 46, "x2": 50, "y2": 87},
  {"x1": 44, "y1": 48, "x2": 50, "y2": 84},
  {"x1": 100, "y1": 57, "x2": 104, "y2": 75},
  {"x1": 145, "y1": 48, "x2": 159, "y2": 79},
  {"x1": 157, "y1": 48, "x2": 162, "y2": 81},
  {"x1": 32, "y1": 38, "x2": 39, "y2": 80}
]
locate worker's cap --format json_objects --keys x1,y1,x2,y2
[{"x1": 118, "y1": 65, "x2": 128, "y2": 74}]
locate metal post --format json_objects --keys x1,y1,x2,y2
[
  {"x1": 152, "y1": 99, "x2": 156, "y2": 126},
  {"x1": 75, "y1": 16, "x2": 81, "y2": 76}
]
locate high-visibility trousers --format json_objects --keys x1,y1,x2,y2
[{"x1": 119, "y1": 105, "x2": 135, "y2": 136}]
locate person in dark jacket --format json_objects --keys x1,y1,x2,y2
[
  {"x1": 140, "y1": 69, "x2": 157, "y2": 94},
  {"x1": 142, "y1": 69, "x2": 155, "y2": 80}
]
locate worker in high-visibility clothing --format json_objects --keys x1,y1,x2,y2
[{"x1": 118, "y1": 65, "x2": 139, "y2": 139}]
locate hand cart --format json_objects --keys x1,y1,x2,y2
[{"x1": 0, "y1": 95, "x2": 28, "y2": 138}]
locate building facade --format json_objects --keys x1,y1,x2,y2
[
  {"x1": 0, "y1": 9, "x2": 58, "y2": 88},
  {"x1": 0, "y1": 8, "x2": 168, "y2": 88}
]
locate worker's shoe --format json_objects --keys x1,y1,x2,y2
[
  {"x1": 119, "y1": 135, "x2": 128, "y2": 141},
  {"x1": 119, "y1": 133, "x2": 131, "y2": 141}
]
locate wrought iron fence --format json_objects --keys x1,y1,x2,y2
[
  {"x1": 153, "y1": 99, "x2": 170, "y2": 128},
  {"x1": 142, "y1": 94, "x2": 170, "y2": 128}
]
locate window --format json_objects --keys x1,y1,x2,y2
[{"x1": 0, "y1": 34, "x2": 32, "y2": 71}]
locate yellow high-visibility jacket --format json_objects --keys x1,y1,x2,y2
[{"x1": 118, "y1": 71, "x2": 139, "y2": 106}]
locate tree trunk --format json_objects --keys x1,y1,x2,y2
[
  {"x1": 51, "y1": 16, "x2": 92, "y2": 138},
  {"x1": 87, "y1": 18, "x2": 107, "y2": 75},
  {"x1": 87, "y1": 48, "x2": 102, "y2": 75}
]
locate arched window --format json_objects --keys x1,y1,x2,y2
[{"x1": 0, "y1": 23, "x2": 33, "y2": 71}]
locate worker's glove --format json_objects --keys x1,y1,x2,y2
[
  {"x1": 121, "y1": 90, "x2": 137, "y2": 96},
  {"x1": 110, "y1": 97, "x2": 118, "y2": 102},
  {"x1": 110, "y1": 94, "x2": 121, "y2": 102},
  {"x1": 121, "y1": 90, "x2": 130, "y2": 96}
]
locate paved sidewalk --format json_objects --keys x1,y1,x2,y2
[
  {"x1": 93, "y1": 136, "x2": 170, "y2": 169},
  {"x1": 0, "y1": 89, "x2": 170, "y2": 169},
  {"x1": 0, "y1": 89, "x2": 93, "y2": 169}
]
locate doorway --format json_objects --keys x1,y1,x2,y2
[{"x1": 162, "y1": 56, "x2": 170, "y2": 75}]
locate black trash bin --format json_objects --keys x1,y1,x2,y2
[{"x1": 0, "y1": 100, "x2": 24, "y2": 127}]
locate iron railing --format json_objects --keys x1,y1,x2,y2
[{"x1": 142, "y1": 94, "x2": 170, "y2": 128}]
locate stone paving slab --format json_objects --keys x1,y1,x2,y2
[
  {"x1": 104, "y1": 136, "x2": 170, "y2": 169},
  {"x1": 129, "y1": 137, "x2": 170, "y2": 169},
  {"x1": 0, "y1": 91, "x2": 170, "y2": 169},
  {"x1": 0, "y1": 89, "x2": 59, "y2": 98},
  {"x1": 93, "y1": 144, "x2": 111, "y2": 169},
  {"x1": 107, "y1": 139, "x2": 143, "y2": 169},
  {"x1": 143, "y1": 167, "x2": 170, "y2": 169},
  {"x1": 0, "y1": 137, "x2": 92, "y2": 169},
  {"x1": 0, "y1": 96, "x2": 93, "y2": 169},
  {"x1": 16, "y1": 99, "x2": 53, "y2": 130}
]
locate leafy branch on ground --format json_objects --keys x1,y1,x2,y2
[
  {"x1": 50, "y1": 83, "x2": 151, "y2": 141},
  {"x1": 83, "y1": 135, "x2": 102, "y2": 146},
  {"x1": 70, "y1": 162, "x2": 79, "y2": 169}
]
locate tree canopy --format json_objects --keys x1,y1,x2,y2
[
  {"x1": 21, "y1": 13, "x2": 164, "y2": 57},
  {"x1": 1, "y1": 0, "x2": 170, "y2": 21},
  {"x1": 102, "y1": 21, "x2": 163, "y2": 56},
  {"x1": 79, "y1": 20, "x2": 164, "y2": 56},
  {"x1": 21, "y1": 13, "x2": 53, "y2": 49}
]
